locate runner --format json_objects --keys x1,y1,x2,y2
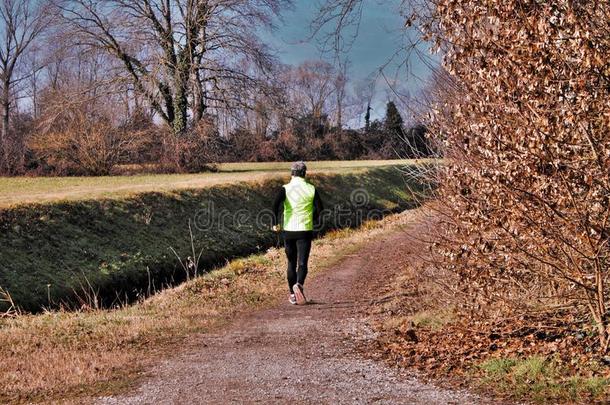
[{"x1": 272, "y1": 161, "x2": 324, "y2": 305}]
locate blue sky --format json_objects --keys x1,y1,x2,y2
[{"x1": 266, "y1": 0, "x2": 437, "y2": 124}]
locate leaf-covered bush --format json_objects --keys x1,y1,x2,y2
[{"x1": 422, "y1": 2, "x2": 610, "y2": 350}]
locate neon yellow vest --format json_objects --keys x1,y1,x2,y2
[{"x1": 283, "y1": 176, "x2": 316, "y2": 232}]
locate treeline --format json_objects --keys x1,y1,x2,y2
[
  {"x1": 29, "y1": 97, "x2": 429, "y2": 175},
  {"x1": 9, "y1": 95, "x2": 430, "y2": 176},
  {"x1": 0, "y1": 1, "x2": 431, "y2": 176},
  {"x1": 168, "y1": 102, "x2": 430, "y2": 165}
]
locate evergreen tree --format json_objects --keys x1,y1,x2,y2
[
  {"x1": 381, "y1": 101, "x2": 404, "y2": 157},
  {"x1": 364, "y1": 103, "x2": 372, "y2": 132},
  {"x1": 384, "y1": 101, "x2": 403, "y2": 136}
]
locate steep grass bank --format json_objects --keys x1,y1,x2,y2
[
  {"x1": 0, "y1": 211, "x2": 413, "y2": 404},
  {"x1": 0, "y1": 159, "x2": 424, "y2": 207},
  {"x1": 0, "y1": 166, "x2": 421, "y2": 312}
]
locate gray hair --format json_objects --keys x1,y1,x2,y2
[{"x1": 291, "y1": 161, "x2": 307, "y2": 177}]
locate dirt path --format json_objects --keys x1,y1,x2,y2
[{"x1": 99, "y1": 228, "x2": 485, "y2": 404}]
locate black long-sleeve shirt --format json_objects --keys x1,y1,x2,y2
[{"x1": 272, "y1": 186, "x2": 324, "y2": 240}]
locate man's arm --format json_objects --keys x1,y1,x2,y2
[{"x1": 272, "y1": 187, "x2": 286, "y2": 227}]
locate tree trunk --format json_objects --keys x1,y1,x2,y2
[
  {"x1": 192, "y1": 70, "x2": 206, "y2": 123},
  {"x1": 32, "y1": 72, "x2": 39, "y2": 119},
  {"x1": 173, "y1": 86, "x2": 188, "y2": 136},
  {"x1": 172, "y1": 56, "x2": 189, "y2": 136},
  {"x1": 337, "y1": 100, "x2": 342, "y2": 129},
  {"x1": 0, "y1": 82, "x2": 9, "y2": 171}
]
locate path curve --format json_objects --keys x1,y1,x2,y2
[{"x1": 100, "y1": 228, "x2": 485, "y2": 404}]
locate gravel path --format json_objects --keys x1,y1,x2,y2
[{"x1": 99, "y1": 229, "x2": 486, "y2": 404}]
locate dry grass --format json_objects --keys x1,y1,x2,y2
[
  {"x1": 0, "y1": 159, "x2": 423, "y2": 207},
  {"x1": 0, "y1": 211, "x2": 412, "y2": 404}
]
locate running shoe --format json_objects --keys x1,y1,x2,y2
[
  {"x1": 292, "y1": 283, "x2": 307, "y2": 305},
  {"x1": 288, "y1": 294, "x2": 297, "y2": 305}
]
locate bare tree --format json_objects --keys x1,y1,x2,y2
[
  {"x1": 333, "y1": 58, "x2": 350, "y2": 129},
  {"x1": 56, "y1": 0, "x2": 290, "y2": 137},
  {"x1": 0, "y1": 0, "x2": 51, "y2": 172},
  {"x1": 288, "y1": 60, "x2": 337, "y2": 125},
  {"x1": 353, "y1": 76, "x2": 375, "y2": 130},
  {"x1": 311, "y1": 0, "x2": 363, "y2": 54}
]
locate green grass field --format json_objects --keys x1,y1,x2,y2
[{"x1": 0, "y1": 159, "x2": 422, "y2": 207}]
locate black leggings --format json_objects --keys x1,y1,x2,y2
[{"x1": 285, "y1": 238, "x2": 312, "y2": 293}]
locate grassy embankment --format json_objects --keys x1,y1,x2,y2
[
  {"x1": 0, "y1": 162, "x2": 423, "y2": 313},
  {"x1": 0, "y1": 159, "x2": 426, "y2": 207},
  {"x1": 0, "y1": 205, "x2": 413, "y2": 404}
]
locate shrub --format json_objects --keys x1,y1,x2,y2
[
  {"x1": 29, "y1": 92, "x2": 138, "y2": 176},
  {"x1": 157, "y1": 117, "x2": 221, "y2": 173},
  {"x1": 418, "y1": 2, "x2": 610, "y2": 350}
]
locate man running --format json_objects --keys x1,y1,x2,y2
[{"x1": 272, "y1": 161, "x2": 324, "y2": 305}]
